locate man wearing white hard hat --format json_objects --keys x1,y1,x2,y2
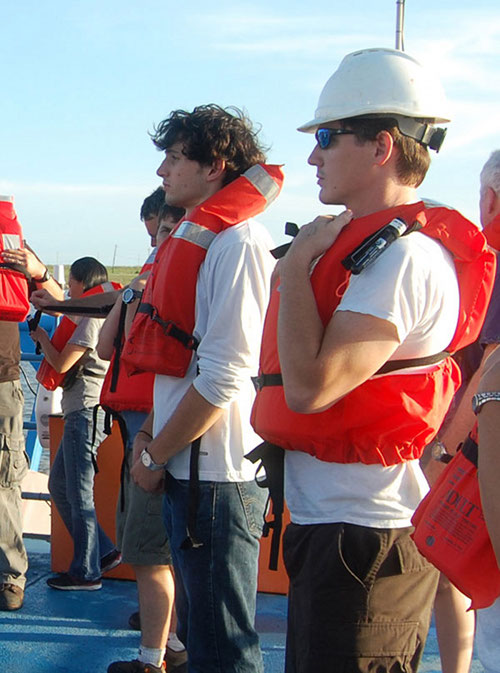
[{"x1": 251, "y1": 48, "x2": 495, "y2": 672}]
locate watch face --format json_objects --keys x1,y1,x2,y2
[
  {"x1": 122, "y1": 288, "x2": 135, "y2": 304},
  {"x1": 140, "y1": 449, "x2": 152, "y2": 467}
]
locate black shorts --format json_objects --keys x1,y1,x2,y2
[{"x1": 283, "y1": 522, "x2": 439, "y2": 673}]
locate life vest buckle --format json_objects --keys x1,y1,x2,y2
[{"x1": 251, "y1": 375, "x2": 264, "y2": 391}]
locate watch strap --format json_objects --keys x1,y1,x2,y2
[
  {"x1": 140, "y1": 448, "x2": 167, "y2": 471},
  {"x1": 472, "y1": 391, "x2": 500, "y2": 415},
  {"x1": 37, "y1": 267, "x2": 51, "y2": 283}
]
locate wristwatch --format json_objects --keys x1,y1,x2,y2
[
  {"x1": 430, "y1": 438, "x2": 452, "y2": 464},
  {"x1": 472, "y1": 391, "x2": 500, "y2": 415},
  {"x1": 140, "y1": 448, "x2": 167, "y2": 471},
  {"x1": 37, "y1": 267, "x2": 51, "y2": 283},
  {"x1": 122, "y1": 287, "x2": 142, "y2": 305}
]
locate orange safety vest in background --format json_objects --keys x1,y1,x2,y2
[
  {"x1": 412, "y1": 426, "x2": 500, "y2": 609},
  {"x1": 0, "y1": 197, "x2": 30, "y2": 322},
  {"x1": 99, "y1": 253, "x2": 156, "y2": 413},
  {"x1": 36, "y1": 281, "x2": 122, "y2": 391},
  {"x1": 251, "y1": 201, "x2": 496, "y2": 466},
  {"x1": 122, "y1": 164, "x2": 284, "y2": 378},
  {"x1": 99, "y1": 350, "x2": 154, "y2": 414}
]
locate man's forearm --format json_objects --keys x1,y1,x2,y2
[{"x1": 147, "y1": 385, "x2": 224, "y2": 465}]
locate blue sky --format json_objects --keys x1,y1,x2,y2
[{"x1": 1, "y1": 0, "x2": 499, "y2": 266}]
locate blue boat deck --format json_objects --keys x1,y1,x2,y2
[{"x1": 0, "y1": 540, "x2": 485, "y2": 673}]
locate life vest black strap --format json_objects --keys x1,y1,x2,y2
[
  {"x1": 96, "y1": 405, "x2": 129, "y2": 511},
  {"x1": 460, "y1": 434, "x2": 478, "y2": 466},
  {"x1": 180, "y1": 435, "x2": 204, "y2": 550},
  {"x1": 252, "y1": 373, "x2": 284, "y2": 391},
  {"x1": 138, "y1": 303, "x2": 199, "y2": 351},
  {"x1": 27, "y1": 310, "x2": 42, "y2": 354},
  {"x1": 110, "y1": 299, "x2": 128, "y2": 393},
  {"x1": 252, "y1": 352, "x2": 450, "y2": 392},
  {"x1": 0, "y1": 261, "x2": 32, "y2": 281},
  {"x1": 245, "y1": 441, "x2": 284, "y2": 571},
  {"x1": 43, "y1": 303, "x2": 116, "y2": 316},
  {"x1": 375, "y1": 351, "x2": 449, "y2": 375}
]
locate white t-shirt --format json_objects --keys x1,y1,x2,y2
[
  {"x1": 153, "y1": 219, "x2": 275, "y2": 482},
  {"x1": 285, "y1": 231, "x2": 460, "y2": 528}
]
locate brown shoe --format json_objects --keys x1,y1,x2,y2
[
  {"x1": 165, "y1": 647, "x2": 187, "y2": 672},
  {"x1": 0, "y1": 583, "x2": 24, "y2": 611}
]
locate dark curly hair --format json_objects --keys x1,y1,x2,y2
[
  {"x1": 140, "y1": 187, "x2": 165, "y2": 221},
  {"x1": 340, "y1": 117, "x2": 431, "y2": 188},
  {"x1": 151, "y1": 104, "x2": 268, "y2": 185}
]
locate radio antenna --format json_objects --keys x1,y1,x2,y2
[{"x1": 395, "y1": 0, "x2": 405, "y2": 51}]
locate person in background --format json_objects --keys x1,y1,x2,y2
[
  {"x1": 31, "y1": 257, "x2": 120, "y2": 591},
  {"x1": 99, "y1": 201, "x2": 187, "y2": 672},
  {"x1": 474, "y1": 346, "x2": 500, "y2": 673},
  {"x1": 0, "y1": 244, "x2": 63, "y2": 610},
  {"x1": 420, "y1": 149, "x2": 500, "y2": 673},
  {"x1": 467, "y1": 150, "x2": 500, "y2": 673}
]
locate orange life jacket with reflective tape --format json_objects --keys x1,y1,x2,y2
[
  {"x1": 36, "y1": 281, "x2": 122, "y2": 391},
  {"x1": 251, "y1": 201, "x2": 496, "y2": 466},
  {"x1": 0, "y1": 197, "x2": 30, "y2": 322},
  {"x1": 139, "y1": 248, "x2": 156, "y2": 275},
  {"x1": 122, "y1": 164, "x2": 284, "y2": 378}
]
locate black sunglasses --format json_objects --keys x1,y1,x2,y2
[{"x1": 315, "y1": 127, "x2": 355, "y2": 149}]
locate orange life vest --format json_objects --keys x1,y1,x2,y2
[
  {"x1": 0, "y1": 197, "x2": 30, "y2": 322},
  {"x1": 36, "y1": 281, "x2": 122, "y2": 391},
  {"x1": 483, "y1": 212, "x2": 500, "y2": 251},
  {"x1": 99, "y1": 351, "x2": 154, "y2": 414},
  {"x1": 122, "y1": 164, "x2": 284, "y2": 378},
  {"x1": 412, "y1": 428, "x2": 500, "y2": 609},
  {"x1": 139, "y1": 248, "x2": 156, "y2": 275},
  {"x1": 251, "y1": 201, "x2": 496, "y2": 466},
  {"x1": 99, "y1": 253, "x2": 156, "y2": 413}
]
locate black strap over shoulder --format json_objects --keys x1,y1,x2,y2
[{"x1": 109, "y1": 299, "x2": 128, "y2": 394}]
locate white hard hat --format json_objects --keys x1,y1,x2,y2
[{"x1": 298, "y1": 48, "x2": 451, "y2": 133}]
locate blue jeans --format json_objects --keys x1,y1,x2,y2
[
  {"x1": 163, "y1": 472, "x2": 267, "y2": 673},
  {"x1": 48, "y1": 408, "x2": 115, "y2": 581}
]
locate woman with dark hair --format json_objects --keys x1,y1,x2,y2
[{"x1": 31, "y1": 256, "x2": 120, "y2": 590}]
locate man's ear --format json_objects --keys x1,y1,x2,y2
[
  {"x1": 206, "y1": 158, "x2": 226, "y2": 183},
  {"x1": 484, "y1": 186, "x2": 499, "y2": 220},
  {"x1": 483, "y1": 188, "x2": 500, "y2": 250},
  {"x1": 373, "y1": 130, "x2": 394, "y2": 167}
]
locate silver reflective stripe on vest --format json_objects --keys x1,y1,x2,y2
[
  {"x1": 2, "y1": 233, "x2": 22, "y2": 250},
  {"x1": 244, "y1": 165, "x2": 280, "y2": 205},
  {"x1": 172, "y1": 221, "x2": 217, "y2": 250}
]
